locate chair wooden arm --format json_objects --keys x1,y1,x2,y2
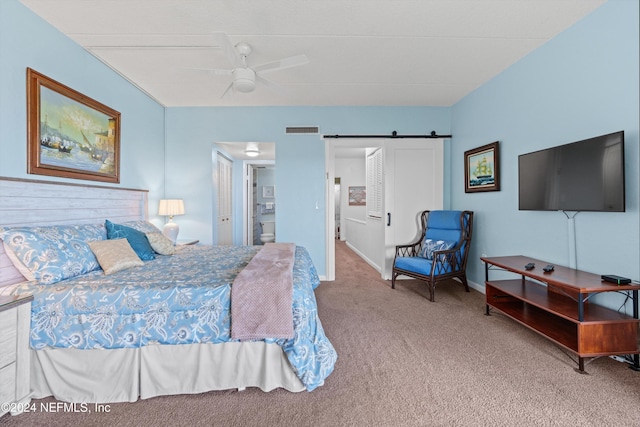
[{"x1": 394, "y1": 240, "x2": 422, "y2": 258}]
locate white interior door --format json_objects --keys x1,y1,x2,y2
[
  {"x1": 383, "y1": 138, "x2": 444, "y2": 279},
  {"x1": 217, "y1": 152, "x2": 233, "y2": 245},
  {"x1": 244, "y1": 164, "x2": 255, "y2": 245}
]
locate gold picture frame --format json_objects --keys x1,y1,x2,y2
[
  {"x1": 27, "y1": 68, "x2": 121, "y2": 183},
  {"x1": 464, "y1": 141, "x2": 500, "y2": 193}
]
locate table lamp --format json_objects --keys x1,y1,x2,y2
[{"x1": 158, "y1": 199, "x2": 185, "y2": 244}]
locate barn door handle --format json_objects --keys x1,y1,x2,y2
[{"x1": 387, "y1": 213, "x2": 391, "y2": 226}]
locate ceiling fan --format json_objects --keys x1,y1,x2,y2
[{"x1": 197, "y1": 33, "x2": 309, "y2": 97}]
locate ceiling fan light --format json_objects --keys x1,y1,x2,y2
[
  {"x1": 234, "y1": 78, "x2": 255, "y2": 93},
  {"x1": 233, "y1": 68, "x2": 256, "y2": 92}
]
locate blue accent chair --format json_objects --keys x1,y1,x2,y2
[{"x1": 392, "y1": 210, "x2": 474, "y2": 302}]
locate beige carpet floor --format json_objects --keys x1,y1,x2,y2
[{"x1": 2, "y1": 240, "x2": 639, "y2": 426}]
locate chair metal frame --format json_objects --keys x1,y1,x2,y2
[{"x1": 391, "y1": 210, "x2": 474, "y2": 302}]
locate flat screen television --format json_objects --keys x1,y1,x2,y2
[{"x1": 518, "y1": 131, "x2": 625, "y2": 212}]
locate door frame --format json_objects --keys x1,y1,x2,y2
[
  {"x1": 243, "y1": 160, "x2": 275, "y2": 245},
  {"x1": 324, "y1": 138, "x2": 383, "y2": 281},
  {"x1": 325, "y1": 141, "x2": 335, "y2": 281}
]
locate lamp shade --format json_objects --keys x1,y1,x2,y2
[
  {"x1": 158, "y1": 199, "x2": 184, "y2": 244},
  {"x1": 158, "y1": 199, "x2": 185, "y2": 217}
]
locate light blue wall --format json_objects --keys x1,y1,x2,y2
[
  {"x1": 451, "y1": 0, "x2": 639, "y2": 306},
  {"x1": 165, "y1": 107, "x2": 451, "y2": 275},
  {"x1": 0, "y1": 0, "x2": 166, "y2": 225},
  {"x1": 4, "y1": 0, "x2": 636, "y2": 292}
]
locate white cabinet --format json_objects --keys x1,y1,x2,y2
[{"x1": 0, "y1": 295, "x2": 32, "y2": 417}]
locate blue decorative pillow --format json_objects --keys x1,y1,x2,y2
[
  {"x1": 105, "y1": 220, "x2": 155, "y2": 261},
  {"x1": 418, "y1": 239, "x2": 456, "y2": 260},
  {"x1": 0, "y1": 224, "x2": 106, "y2": 285}
]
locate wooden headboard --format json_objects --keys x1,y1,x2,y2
[{"x1": 0, "y1": 177, "x2": 148, "y2": 288}]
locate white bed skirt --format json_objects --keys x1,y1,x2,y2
[{"x1": 30, "y1": 341, "x2": 305, "y2": 403}]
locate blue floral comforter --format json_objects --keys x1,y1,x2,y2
[{"x1": 11, "y1": 245, "x2": 336, "y2": 391}]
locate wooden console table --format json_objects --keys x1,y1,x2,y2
[{"x1": 482, "y1": 255, "x2": 640, "y2": 372}]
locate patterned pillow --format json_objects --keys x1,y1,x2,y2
[
  {"x1": 88, "y1": 238, "x2": 144, "y2": 275},
  {"x1": 145, "y1": 232, "x2": 175, "y2": 255},
  {"x1": 418, "y1": 239, "x2": 456, "y2": 260},
  {"x1": 105, "y1": 220, "x2": 156, "y2": 261},
  {"x1": 0, "y1": 224, "x2": 106, "y2": 285},
  {"x1": 122, "y1": 220, "x2": 162, "y2": 234}
]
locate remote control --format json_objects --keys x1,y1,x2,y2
[
  {"x1": 543, "y1": 264, "x2": 554, "y2": 273},
  {"x1": 525, "y1": 262, "x2": 535, "y2": 270}
]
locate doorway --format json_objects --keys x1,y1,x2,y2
[
  {"x1": 325, "y1": 140, "x2": 382, "y2": 281},
  {"x1": 325, "y1": 138, "x2": 444, "y2": 281},
  {"x1": 244, "y1": 162, "x2": 276, "y2": 245},
  {"x1": 213, "y1": 142, "x2": 275, "y2": 246}
]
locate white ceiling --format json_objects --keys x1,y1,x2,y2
[
  {"x1": 20, "y1": 0, "x2": 606, "y2": 108},
  {"x1": 216, "y1": 141, "x2": 275, "y2": 161}
]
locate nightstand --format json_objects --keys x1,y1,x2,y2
[
  {"x1": 0, "y1": 294, "x2": 33, "y2": 417},
  {"x1": 177, "y1": 239, "x2": 199, "y2": 246}
]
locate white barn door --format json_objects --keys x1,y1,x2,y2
[
  {"x1": 217, "y1": 152, "x2": 233, "y2": 245},
  {"x1": 383, "y1": 138, "x2": 444, "y2": 279}
]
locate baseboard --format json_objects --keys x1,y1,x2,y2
[
  {"x1": 468, "y1": 279, "x2": 485, "y2": 294},
  {"x1": 345, "y1": 241, "x2": 381, "y2": 273}
]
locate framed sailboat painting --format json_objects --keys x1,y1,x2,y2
[
  {"x1": 464, "y1": 141, "x2": 500, "y2": 193},
  {"x1": 26, "y1": 68, "x2": 121, "y2": 183}
]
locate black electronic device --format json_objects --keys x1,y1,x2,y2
[
  {"x1": 525, "y1": 262, "x2": 535, "y2": 270},
  {"x1": 518, "y1": 131, "x2": 625, "y2": 212},
  {"x1": 601, "y1": 274, "x2": 631, "y2": 285},
  {"x1": 543, "y1": 264, "x2": 554, "y2": 273}
]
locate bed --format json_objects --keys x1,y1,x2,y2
[{"x1": 0, "y1": 177, "x2": 336, "y2": 403}]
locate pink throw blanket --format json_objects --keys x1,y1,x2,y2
[{"x1": 231, "y1": 242, "x2": 296, "y2": 340}]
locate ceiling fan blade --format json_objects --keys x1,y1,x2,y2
[
  {"x1": 185, "y1": 67, "x2": 233, "y2": 76},
  {"x1": 220, "y1": 81, "x2": 235, "y2": 98},
  {"x1": 212, "y1": 32, "x2": 243, "y2": 68},
  {"x1": 255, "y1": 74, "x2": 289, "y2": 96},
  {"x1": 252, "y1": 54, "x2": 309, "y2": 74}
]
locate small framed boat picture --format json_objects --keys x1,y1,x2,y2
[
  {"x1": 26, "y1": 68, "x2": 120, "y2": 183},
  {"x1": 464, "y1": 141, "x2": 500, "y2": 193}
]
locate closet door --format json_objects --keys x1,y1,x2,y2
[
  {"x1": 382, "y1": 138, "x2": 444, "y2": 279},
  {"x1": 217, "y1": 153, "x2": 233, "y2": 245}
]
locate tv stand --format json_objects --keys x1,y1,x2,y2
[{"x1": 482, "y1": 256, "x2": 640, "y2": 372}]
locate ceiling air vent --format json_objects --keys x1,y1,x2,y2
[{"x1": 285, "y1": 126, "x2": 319, "y2": 134}]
